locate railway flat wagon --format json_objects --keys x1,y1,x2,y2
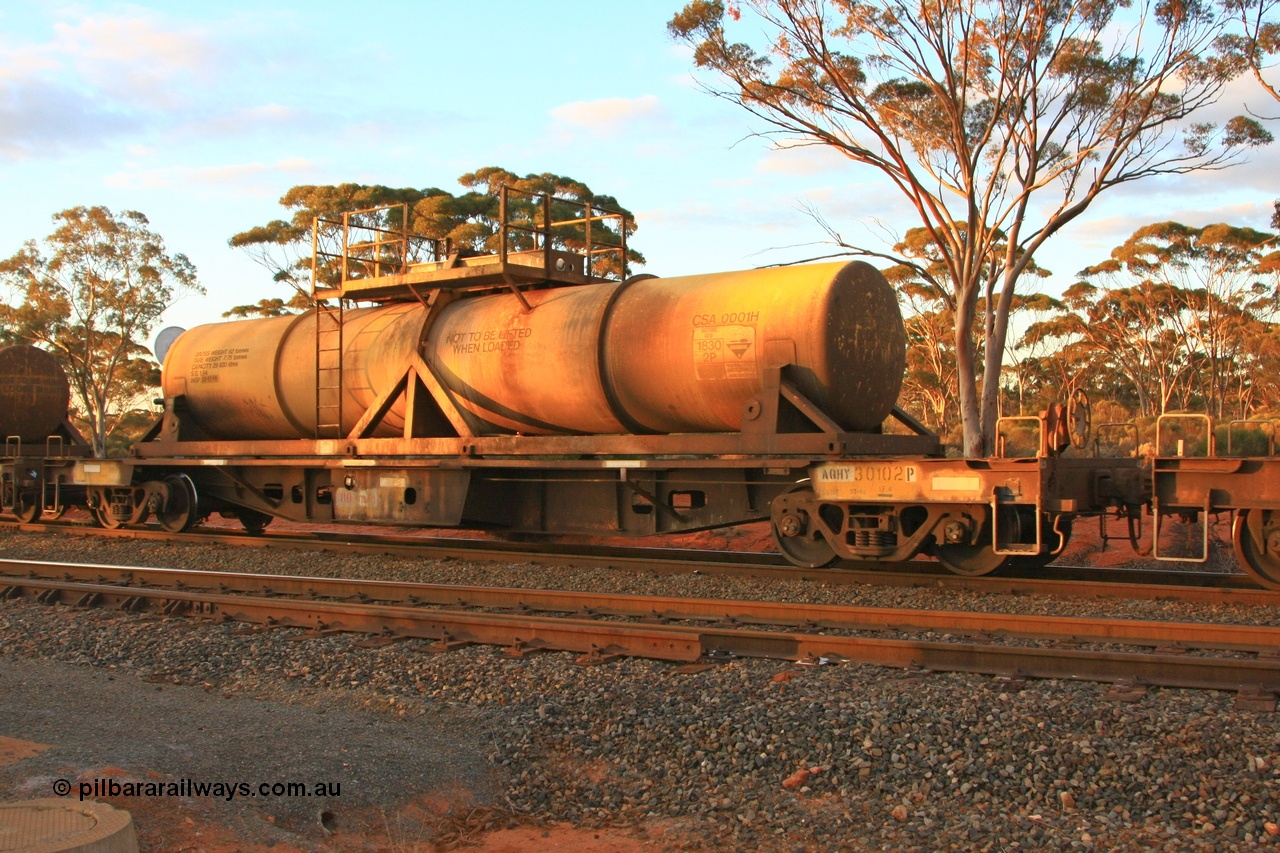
[{"x1": 66, "y1": 189, "x2": 1146, "y2": 576}]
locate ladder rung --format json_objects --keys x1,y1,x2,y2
[{"x1": 315, "y1": 294, "x2": 342, "y2": 438}]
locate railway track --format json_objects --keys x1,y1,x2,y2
[
  {"x1": 2, "y1": 557, "x2": 1278, "y2": 703},
  {"x1": 1, "y1": 518, "x2": 1272, "y2": 606}
]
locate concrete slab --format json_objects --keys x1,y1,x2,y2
[{"x1": 0, "y1": 798, "x2": 137, "y2": 853}]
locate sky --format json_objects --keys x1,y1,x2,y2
[{"x1": 1, "y1": 1, "x2": 1277, "y2": 338}]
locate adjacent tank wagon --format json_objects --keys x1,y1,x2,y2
[{"x1": 0, "y1": 345, "x2": 89, "y2": 522}]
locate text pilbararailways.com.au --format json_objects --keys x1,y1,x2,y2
[{"x1": 53, "y1": 777, "x2": 341, "y2": 802}]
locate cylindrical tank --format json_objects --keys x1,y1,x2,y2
[
  {"x1": 425, "y1": 261, "x2": 904, "y2": 434},
  {"x1": 0, "y1": 345, "x2": 71, "y2": 442},
  {"x1": 604, "y1": 261, "x2": 902, "y2": 432},
  {"x1": 161, "y1": 261, "x2": 904, "y2": 440},
  {"x1": 161, "y1": 302, "x2": 429, "y2": 440}
]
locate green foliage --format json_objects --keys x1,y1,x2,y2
[
  {"x1": 1214, "y1": 0, "x2": 1280, "y2": 102},
  {"x1": 1218, "y1": 420, "x2": 1279, "y2": 456},
  {"x1": 0, "y1": 206, "x2": 201, "y2": 457},
  {"x1": 227, "y1": 168, "x2": 644, "y2": 317},
  {"x1": 222, "y1": 298, "x2": 294, "y2": 319}
]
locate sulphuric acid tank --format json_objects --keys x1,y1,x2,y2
[
  {"x1": 160, "y1": 261, "x2": 905, "y2": 440},
  {"x1": 0, "y1": 345, "x2": 71, "y2": 442},
  {"x1": 160, "y1": 301, "x2": 429, "y2": 440}
]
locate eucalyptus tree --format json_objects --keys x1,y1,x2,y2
[
  {"x1": 1023, "y1": 280, "x2": 1192, "y2": 418},
  {"x1": 1024, "y1": 222, "x2": 1280, "y2": 419},
  {"x1": 884, "y1": 224, "x2": 1048, "y2": 434},
  {"x1": 670, "y1": 0, "x2": 1272, "y2": 454},
  {"x1": 0, "y1": 207, "x2": 201, "y2": 455},
  {"x1": 1219, "y1": 0, "x2": 1280, "y2": 104},
  {"x1": 1091, "y1": 222, "x2": 1280, "y2": 418}
]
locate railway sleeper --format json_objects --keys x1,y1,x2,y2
[{"x1": 1235, "y1": 687, "x2": 1279, "y2": 712}]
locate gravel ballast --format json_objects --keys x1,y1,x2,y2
[{"x1": 3, "y1": 528, "x2": 1280, "y2": 851}]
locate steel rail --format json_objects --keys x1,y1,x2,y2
[
  {"x1": 0, "y1": 576, "x2": 705, "y2": 661},
  {"x1": 3, "y1": 558, "x2": 1278, "y2": 652},
  {"x1": 3, "y1": 559, "x2": 1279, "y2": 694},
  {"x1": 3, "y1": 521, "x2": 1275, "y2": 605}
]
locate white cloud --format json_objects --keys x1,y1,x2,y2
[
  {"x1": 549, "y1": 94, "x2": 664, "y2": 138},
  {"x1": 0, "y1": 77, "x2": 139, "y2": 160},
  {"x1": 755, "y1": 145, "x2": 850, "y2": 176},
  {"x1": 105, "y1": 158, "x2": 318, "y2": 191},
  {"x1": 0, "y1": 10, "x2": 225, "y2": 159},
  {"x1": 50, "y1": 13, "x2": 222, "y2": 108},
  {"x1": 180, "y1": 104, "x2": 312, "y2": 138}
]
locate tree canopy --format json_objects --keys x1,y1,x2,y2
[
  {"x1": 1020, "y1": 222, "x2": 1280, "y2": 420},
  {"x1": 1218, "y1": 0, "x2": 1280, "y2": 105},
  {"x1": 0, "y1": 206, "x2": 202, "y2": 456},
  {"x1": 670, "y1": 0, "x2": 1273, "y2": 454},
  {"x1": 227, "y1": 168, "x2": 643, "y2": 317}
]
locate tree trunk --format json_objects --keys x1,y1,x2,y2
[
  {"x1": 955, "y1": 294, "x2": 983, "y2": 458},
  {"x1": 980, "y1": 271, "x2": 1019, "y2": 457}
]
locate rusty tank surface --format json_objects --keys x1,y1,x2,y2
[
  {"x1": 161, "y1": 301, "x2": 429, "y2": 440},
  {"x1": 427, "y1": 260, "x2": 904, "y2": 434},
  {"x1": 0, "y1": 345, "x2": 71, "y2": 442},
  {"x1": 161, "y1": 260, "x2": 905, "y2": 440}
]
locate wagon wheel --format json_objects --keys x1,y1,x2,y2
[
  {"x1": 932, "y1": 511, "x2": 1010, "y2": 577},
  {"x1": 1232, "y1": 509, "x2": 1280, "y2": 590},
  {"x1": 13, "y1": 492, "x2": 41, "y2": 524},
  {"x1": 90, "y1": 489, "x2": 126, "y2": 530},
  {"x1": 933, "y1": 541, "x2": 1009, "y2": 576},
  {"x1": 770, "y1": 487, "x2": 838, "y2": 569},
  {"x1": 237, "y1": 508, "x2": 274, "y2": 536},
  {"x1": 92, "y1": 505, "x2": 125, "y2": 529},
  {"x1": 156, "y1": 474, "x2": 200, "y2": 534}
]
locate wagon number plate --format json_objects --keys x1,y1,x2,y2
[{"x1": 818, "y1": 464, "x2": 918, "y2": 485}]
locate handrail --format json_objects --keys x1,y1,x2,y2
[
  {"x1": 497, "y1": 185, "x2": 629, "y2": 281},
  {"x1": 994, "y1": 415, "x2": 1045, "y2": 458},
  {"x1": 1155, "y1": 413, "x2": 1215, "y2": 457},
  {"x1": 1226, "y1": 419, "x2": 1278, "y2": 456},
  {"x1": 1092, "y1": 422, "x2": 1140, "y2": 459},
  {"x1": 312, "y1": 186, "x2": 632, "y2": 298}
]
